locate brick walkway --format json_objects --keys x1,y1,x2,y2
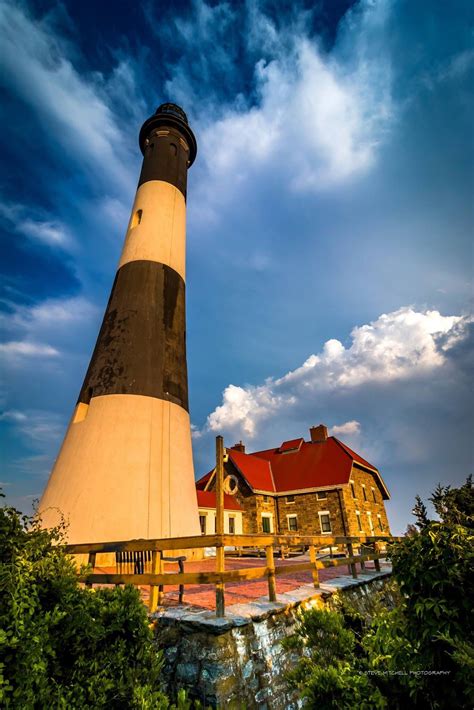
[{"x1": 95, "y1": 555, "x2": 380, "y2": 611}]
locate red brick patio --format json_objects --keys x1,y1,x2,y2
[{"x1": 95, "y1": 555, "x2": 381, "y2": 611}]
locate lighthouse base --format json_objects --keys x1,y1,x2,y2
[{"x1": 39, "y1": 393, "x2": 200, "y2": 543}]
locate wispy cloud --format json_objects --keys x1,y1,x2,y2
[
  {"x1": 0, "y1": 341, "x2": 59, "y2": 358},
  {"x1": 0, "y1": 199, "x2": 73, "y2": 250},
  {"x1": 0, "y1": 2, "x2": 137, "y2": 195}
]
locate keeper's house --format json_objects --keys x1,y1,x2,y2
[{"x1": 196, "y1": 425, "x2": 391, "y2": 537}]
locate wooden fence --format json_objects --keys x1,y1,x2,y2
[
  {"x1": 65, "y1": 436, "x2": 396, "y2": 615},
  {"x1": 66, "y1": 532, "x2": 395, "y2": 617}
]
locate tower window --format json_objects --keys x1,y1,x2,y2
[
  {"x1": 131, "y1": 209, "x2": 142, "y2": 228},
  {"x1": 169, "y1": 143, "x2": 178, "y2": 156}
]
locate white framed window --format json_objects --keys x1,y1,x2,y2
[
  {"x1": 362, "y1": 484, "x2": 367, "y2": 501},
  {"x1": 316, "y1": 491, "x2": 327, "y2": 500},
  {"x1": 350, "y1": 480, "x2": 356, "y2": 498},
  {"x1": 228, "y1": 516, "x2": 235, "y2": 534},
  {"x1": 261, "y1": 514, "x2": 273, "y2": 533},
  {"x1": 377, "y1": 514, "x2": 385, "y2": 532},
  {"x1": 371, "y1": 487, "x2": 377, "y2": 503},
  {"x1": 287, "y1": 514, "x2": 298, "y2": 532},
  {"x1": 366, "y1": 511, "x2": 374, "y2": 533},
  {"x1": 318, "y1": 511, "x2": 332, "y2": 534},
  {"x1": 356, "y1": 511, "x2": 363, "y2": 532},
  {"x1": 263, "y1": 495, "x2": 269, "y2": 503},
  {"x1": 199, "y1": 514, "x2": 206, "y2": 534},
  {"x1": 286, "y1": 495, "x2": 295, "y2": 504}
]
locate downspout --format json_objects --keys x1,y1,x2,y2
[{"x1": 337, "y1": 487, "x2": 349, "y2": 536}]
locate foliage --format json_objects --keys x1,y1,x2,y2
[
  {"x1": 0, "y1": 494, "x2": 189, "y2": 709},
  {"x1": 285, "y1": 477, "x2": 474, "y2": 709}
]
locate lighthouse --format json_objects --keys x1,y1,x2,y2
[{"x1": 39, "y1": 103, "x2": 201, "y2": 543}]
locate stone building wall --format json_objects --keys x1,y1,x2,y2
[
  {"x1": 204, "y1": 460, "x2": 391, "y2": 538},
  {"x1": 341, "y1": 465, "x2": 391, "y2": 537},
  {"x1": 275, "y1": 488, "x2": 348, "y2": 536}
]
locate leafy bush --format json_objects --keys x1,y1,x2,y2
[
  {"x1": 285, "y1": 477, "x2": 474, "y2": 709},
  {"x1": 0, "y1": 494, "x2": 179, "y2": 709}
]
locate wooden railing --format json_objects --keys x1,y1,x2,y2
[{"x1": 66, "y1": 532, "x2": 396, "y2": 617}]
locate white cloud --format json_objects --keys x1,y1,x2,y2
[
  {"x1": 0, "y1": 341, "x2": 59, "y2": 358},
  {"x1": 18, "y1": 218, "x2": 70, "y2": 248},
  {"x1": 200, "y1": 307, "x2": 468, "y2": 440},
  {"x1": 186, "y1": 0, "x2": 393, "y2": 223},
  {"x1": 331, "y1": 420, "x2": 361, "y2": 436},
  {"x1": 1, "y1": 296, "x2": 98, "y2": 333},
  {"x1": 0, "y1": 296, "x2": 99, "y2": 369},
  {"x1": 0, "y1": 2, "x2": 135, "y2": 195},
  {"x1": 0, "y1": 199, "x2": 73, "y2": 250},
  {"x1": 0, "y1": 410, "x2": 28, "y2": 422}
]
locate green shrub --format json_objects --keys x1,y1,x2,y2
[
  {"x1": 285, "y1": 477, "x2": 474, "y2": 709},
  {"x1": 0, "y1": 494, "x2": 171, "y2": 708}
]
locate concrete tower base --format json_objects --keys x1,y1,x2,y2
[{"x1": 40, "y1": 394, "x2": 200, "y2": 544}]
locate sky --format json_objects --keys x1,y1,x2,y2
[{"x1": 0, "y1": 0, "x2": 472, "y2": 534}]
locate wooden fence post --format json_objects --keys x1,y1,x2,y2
[
  {"x1": 266, "y1": 545, "x2": 277, "y2": 602},
  {"x1": 374, "y1": 542, "x2": 381, "y2": 572},
  {"x1": 85, "y1": 552, "x2": 96, "y2": 588},
  {"x1": 347, "y1": 541, "x2": 358, "y2": 579},
  {"x1": 308, "y1": 544, "x2": 320, "y2": 588},
  {"x1": 149, "y1": 550, "x2": 162, "y2": 613},
  {"x1": 215, "y1": 435, "x2": 226, "y2": 617}
]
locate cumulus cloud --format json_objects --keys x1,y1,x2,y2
[
  {"x1": 331, "y1": 420, "x2": 361, "y2": 436},
  {"x1": 199, "y1": 307, "x2": 468, "y2": 440},
  {"x1": 169, "y1": 0, "x2": 394, "y2": 228}
]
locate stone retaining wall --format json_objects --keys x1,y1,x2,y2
[{"x1": 152, "y1": 570, "x2": 396, "y2": 708}]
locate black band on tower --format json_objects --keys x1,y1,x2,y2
[
  {"x1": 137, "y1": 103, "x2": 197, "y2": 199},
  {"x1": 138, "y1": 127, "x2": 190, "y2": 198},
  {"x1": 78, "y1": 260, "x2": 189, "y2": 411}
]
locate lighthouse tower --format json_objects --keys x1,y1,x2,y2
[{"x1": 39, "y1": 104, "x2": 201, "y2": 543}]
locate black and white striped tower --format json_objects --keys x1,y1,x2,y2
[{"x1": 39, "y1": 104, "x2": 201, "y2": 543}]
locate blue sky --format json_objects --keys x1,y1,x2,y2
[{"x1": 0, "y1": 0, "x2": 472, "y2": 534}]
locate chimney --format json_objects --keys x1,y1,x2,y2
[
  {"x1": 231, "y1": 441, "x2": 246, "y2": 453},
  {"x1": 310, "y1": 424, "x2": 328, "y2": 443}
]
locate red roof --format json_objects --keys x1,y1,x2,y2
[
  {"x1": 196, "y1": 490, "x2": 243, "y2": 511},
  {"x1": 279, "y1": 437, "x2": 304, "y2": 452},
  {"x1": 228, "y1": 448, "x2": 275, "y2": 491},
  {"x1": 195, "y1": 435, "x2": 389, "y2": 500},
  {"x1": 196, "y1": 470, "x2": 212, "y2": 490}
]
